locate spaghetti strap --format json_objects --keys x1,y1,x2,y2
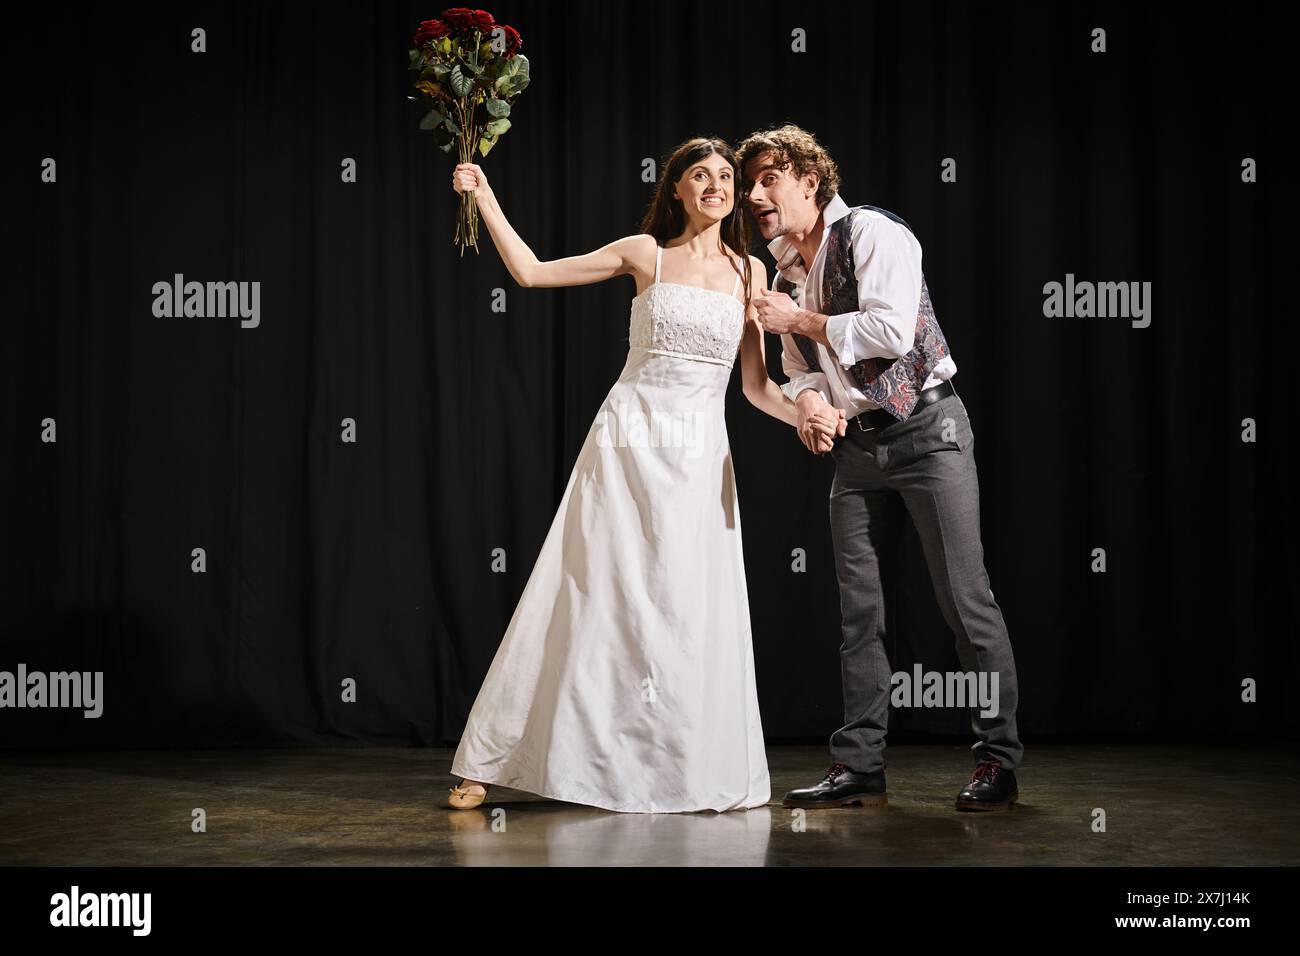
[
  {"x1": 730, "y1": 262, "x2": 742, "y2": 299},
  {"x1": 654, "y1": 244, "x2": 662, "y2": 286}
]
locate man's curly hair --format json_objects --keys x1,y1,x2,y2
[{"x1": 734, "y1": 124, "x2": 841, "y2": 209}]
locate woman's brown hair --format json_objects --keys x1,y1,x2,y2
[{"x1": 638, "y1": 136, "x2": 753, "y2": 314}]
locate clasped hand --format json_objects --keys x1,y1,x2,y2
[{"x1": 796, "y1": 392, "x2": 846, "y2": 454}]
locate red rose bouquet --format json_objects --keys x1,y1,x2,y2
[{"x1": 409, "y1": 8, "x2": 529, "y2": 254}]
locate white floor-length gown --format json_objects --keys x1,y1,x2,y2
[{"x1": 450, "y1": 243, "x2": 770, "y2": 813}]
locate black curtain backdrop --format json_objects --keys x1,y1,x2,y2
[{"x1": 2, "y1": 1, "x2": 1293, "y2": 751}]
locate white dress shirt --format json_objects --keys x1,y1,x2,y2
[{"x1": 770, "y1": 193, "x2": 956, "y2": 414}]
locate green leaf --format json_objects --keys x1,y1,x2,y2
[
  {"x1": 408, "y1": 49, "x2": 422, "y2": 70},
  {"x1": 478, "y1": 136, "x2": 496, "y2": 157},
  {"x1": 493, "y1": 55, "x2": 522, "y2": 94},
  {"x1": 498, "y1": 72, "x2": 530, "y2": 97},
  {"x1": 419, "y1": 108, "x2": 449, "y2": 131},
  {"x1": 507, "y1": 55, "x2": 530, "y2": 94},
  {"x1": 443, "y1": 114, "x2": 461, "y2": 136},
  {"x1": 432, "y1": 125, "x2": 454, "y2": 151},
  {"x1": 485, "y1": 97, "x2": 510, "y2": 118},
  {"x1": 448, "y1": 64, "x2": 474, "y2": 98},
  {"x1": 485, "y1": 117, "x2": 511, "y2": 137}
]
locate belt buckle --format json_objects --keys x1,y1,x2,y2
[{"x1": 853, "y1": 413, "x2": 876, "y2": 433}]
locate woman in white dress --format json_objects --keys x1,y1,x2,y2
[{"x1": 446, "y1": 137, "x2": 845, "y2": 813}]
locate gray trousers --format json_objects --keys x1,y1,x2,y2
[{"x1": 827, "y1": 388, "x2": 1023, "y2": 772}]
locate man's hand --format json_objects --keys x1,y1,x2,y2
[
  {"x1": 756, "y1": 289, "x2": 830, "y2": 346},
  {"x1": 795, "y1": 390, "x2": 847, "y2": 454},
  {"x1": 754, "y1": 288, "x2": 801, "y2": 334}
]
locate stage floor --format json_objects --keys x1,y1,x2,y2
[{"x1": 1, "y1": 744, "x2": 1295, "y2": 866}]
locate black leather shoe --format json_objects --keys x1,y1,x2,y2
[
  {"x1": 782, "y1": 762, "x2": 887, "y2": 808},
  {"x1": 955, "y1": 758, "x2": 1018, "y2": 811}
]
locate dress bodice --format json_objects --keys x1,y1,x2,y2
[{"x1": 628, "y1": 245, "x2": 745, "y2": 366}]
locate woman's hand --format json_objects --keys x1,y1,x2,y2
[
  {"x1": 452, "y1": 162, "x2": 493, "y2": 201},
  {"x1": 802, "y1": 413, "x2": 842, "y2": 454},
  {"x1": 795, "y1": 391, "x2": 846, "y2": 454}
]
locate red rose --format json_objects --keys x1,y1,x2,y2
[
  {"x1": 470, "y1": 9, "x2": 496, "y2": 32},
  {"x1": 412, "y1": 18, "x2": 450, "y2": 46},
  {"x1": 439, "y1": 8, "x2": 476, "y2": 31},
  {"x1": 500, "y1": 24, "x2": 522, "y2": 59}
]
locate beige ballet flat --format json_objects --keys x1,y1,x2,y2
[{"x1": 447, "y1": 781, "x2": 489, "y2": 809}]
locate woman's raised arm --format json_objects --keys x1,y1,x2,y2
[{"x1": 452, "y1": 162, "x2": 649, "y2": 289}]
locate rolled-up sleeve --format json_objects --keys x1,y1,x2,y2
[
  {"x1": 823, "y1": 215, "x2": 923, "y2": 366},
  {"x1": 778, "y1": 332, "x2": 830, "y2": 404}
]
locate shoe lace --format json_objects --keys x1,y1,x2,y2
[
  {"x1": 970, "y1": 760, "x2": 1001, "y2": 783},
  {"x1": 825, "y1": 762, "x2": 851, "y2": 781}
]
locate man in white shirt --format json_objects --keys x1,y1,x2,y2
[{"x1": 736, "y1": 125, "x2": 1023, "y2": 812}]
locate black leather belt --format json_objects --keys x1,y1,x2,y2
[{"x1": 848, "y1": 380, "x2": 955, "y2": 432}]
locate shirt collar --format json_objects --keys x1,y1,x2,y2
[{"x1": 767, "y1": 192, "x2": 851, "y2": 278}]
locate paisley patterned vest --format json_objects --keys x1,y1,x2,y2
[{"x1": 774, "y1": 204, "x2": 952, "y2": 422}]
